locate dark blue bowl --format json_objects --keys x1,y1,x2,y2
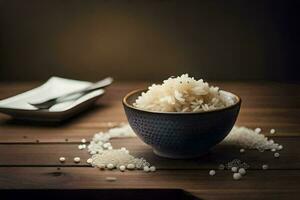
[{"x1": 123, "y1": 89, "x2": 241, "y2": 159}]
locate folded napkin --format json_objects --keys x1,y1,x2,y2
[{"x1": 0, "y1": 77, "x2": 104, "y2": 112}]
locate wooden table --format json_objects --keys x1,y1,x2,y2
[{"x1": 0, "y1": 82, "x2": 300, "y2": 200}]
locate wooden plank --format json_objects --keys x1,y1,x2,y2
[
  {"x1": 0, "y1": 189, "x2": 299, "y2": 200},
  {"x1": 0, "y1": 105, "x2": 300, "y2": 142},
  {"x1": 0, "y1": 167, "x2": 299, "y2": 191},
  {"x1": 1, "y1": 82, "x2": 299, "y2": 96},
  {"x1": 190, "y1": 190, "x2": 300, "y2": 200},
  {"x1": 0, "y1": 121, "x2": 299, "y2": 143},
  {"x1": 0, "y1": 107, "x2": 298, "y2": 123},
  {"x1": 0, "y1": 82, "x2": 299, "y2": 109},
  {"x1": 0, "y1": 122, "x2": 299, "y2": 142},
  {"x1": 1, "y1": 94, "x2": 299, "y2": 109},
  {"x1": 0, "y1": 137, "x2": 297, "y2": 169}
]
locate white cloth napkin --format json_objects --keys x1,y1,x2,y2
[{"x1": 0, "y1": 77, "x2": 104, "y2": 112}]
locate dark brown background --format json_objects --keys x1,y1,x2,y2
[{"x1": 0, "y1": 0, "x2": 298, "y2": 81}]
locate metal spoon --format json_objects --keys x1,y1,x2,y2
[{"x1": 29, "y1": 77, "x2": 113, "y2": 109}]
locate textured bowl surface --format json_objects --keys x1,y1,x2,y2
[{"x1": 123, "y1": 89, "x2": 241, "y2": 159}]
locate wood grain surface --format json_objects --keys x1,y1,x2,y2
[{"x1": 0, "y1": 82, "x2": 299, "y2": 200}]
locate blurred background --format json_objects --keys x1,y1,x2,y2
[{"x1": 0, "y1": 0, "x2": 298, "y2": 82}]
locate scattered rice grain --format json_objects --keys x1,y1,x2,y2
[
  {"x1": 231, "y1": 166, "x2": 238, "y2": 172},
  {"x1": 255, "y1": 128, "x2": 261, "y2": 133},
  {"x1": 218, "y1": 164, "x2": 225, "y2": 170},
  {"x1": 209, "y1": 170, "x2": 216, "y2": 176},
  {"x1": 107, "y1": 163, "x2": 114, "y2": 169},
  {"x1": 262, "y1": 164, "x2": 268, "y2": 170},
  {"x1": 105, "y1": 177, "x2": 117, "y2": 182},
  {"x1": 143, "y1": 166, "x2": 150, "y2": 172},
  {"x1": 223, "y1": 126, "x2": 282, "y2": 151},
  {"x1": 238, "y1": 168, "x2": 246, "y2": 175},
  {"x1": 149, "y1": 166, "x2": 156, "y2": 172},
  {"x1": 59, "y1": 157, "x2": 66, "y2": 163},
  {"x1": 127, "y1": 163, "x2": 135, "y2": 170},
  {"x1": 233, "y1": 173, "x2": 242, "y2": 180},
  {"x1": 74, "y1": 157, "x2": 80, "y2": 163},
  {"x1": 119, "y1": 165, "x2": 126, "y2": 172}
]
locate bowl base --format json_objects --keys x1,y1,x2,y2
[{"x1": 153, "y1": 149, "x2": 208, "y2": 159}]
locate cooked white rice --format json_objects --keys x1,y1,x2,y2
[{"x1": 133, "y1": 74, "x2": 235, "y2": 112}]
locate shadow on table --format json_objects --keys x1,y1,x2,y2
[
  {"x1": 0, "y1": 104, "x2": 108, "y2": 128},
  {"x1": 0, "y1": 189, "x2": 202, "y2": 200}
]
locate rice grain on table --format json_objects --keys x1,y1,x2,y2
[
  {"x1": 223, "y1": 126, "x2": 282, "y2": 151},
  {"x1": 85, "y1": 123, "x2": 283, "y2": 174},
  {"x1": 87, "y1": 124, "x2": 154, "y2": 172}
]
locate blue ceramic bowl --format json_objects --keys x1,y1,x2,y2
[{"x1": 123, "y1": 89, "x2": 241, "y2": 159}]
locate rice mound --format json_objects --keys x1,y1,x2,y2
[{"x1": 133, "y1": 74, "x2": 235, "y2": 112}]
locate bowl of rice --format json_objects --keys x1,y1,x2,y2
[{"x1": 123, "y1": 74, "x2": 241, "y2": 158}]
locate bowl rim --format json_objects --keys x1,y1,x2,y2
[{"x1": 123, "y1": 88, "x2": 241, "y2": 115}]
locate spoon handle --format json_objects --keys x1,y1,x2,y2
[{"x1": 57, "y1": 77, "x2": 113, "y2": 101}]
